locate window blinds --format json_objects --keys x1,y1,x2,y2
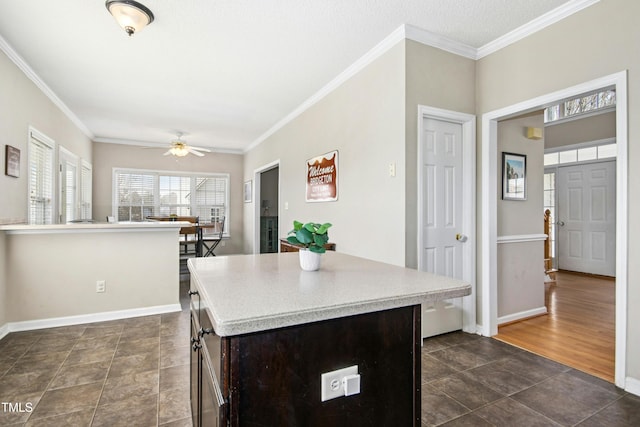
[{"x1": 28, "y1": 133, "x2": 54, "y2": 224}]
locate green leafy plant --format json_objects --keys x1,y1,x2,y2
[{"x1": 287, "y1": 221, "x2": 332, "y2": 253}]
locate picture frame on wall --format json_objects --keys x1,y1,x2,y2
[
  {"x1": 244, "y1": 180, "x2": 252, "y2": 203},
  {"x1": 502, "y1": 152, "x2": 526, "y2": 200},
  {"x1": 5, "y1": 145, "x2": 20, "y2": 178}
]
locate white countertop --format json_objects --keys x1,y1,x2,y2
[
  {"x1": 188, "y1": 252, "x2": 471, "y2": 336},
  {"x1": 0, "y1": 221, "x2": 188, "y2": 234}
]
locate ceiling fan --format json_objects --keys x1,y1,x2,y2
[{"x1": 163, "y1": 133, "x2": 211, "y2": 157}]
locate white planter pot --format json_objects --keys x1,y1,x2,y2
[{"x1": 299, "y1": 249, "x2": 321, "y2": 271}]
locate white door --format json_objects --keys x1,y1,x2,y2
[
  {"x1": 557, "y1": 160, "x2": 616, "y2": 276},
  {"x1": 420, "y1": 118, "x2": 464, "y2": 337},
  {"x1": 59, "y1": 148, "x2": 78, "y2": 223}
]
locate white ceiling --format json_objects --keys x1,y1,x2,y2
[{"x1": 0, "y1": 0, "x2": 593, "y2": 153}]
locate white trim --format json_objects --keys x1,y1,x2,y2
[
  {"x1": 246, "y1": 26, "x2": 407, "y2": 152},
  {"x1": 0, "y1": 35, "x2": 93, "y2": 139},
  {"x1": 497, "y1": 234, "x2": 548, "y2": 244},
  {"x1": 5, "y1": 225, "x2": 181, "y2": 235},
  {"x1": 476, "y1": 0, "x2": 600, "y2": 59},
  {"x1": 4, "y1": 304, "x2": 181, "y2": 334},
  {"x1": 417, "y1": 105, "x2": 476, "y2": 334},
  {"x1": 481, "y1": 70, "x2": 627, "y2": 389},
  {"x1": 0, "y1": 323, "x2": 9, "y2": 341},
  {"x1": 625, "y1": 377, "x2": 640, "y2": 397},
  {"x1": 498, "y1": 306, "x2": 547, "y2": 326},
  {"x1": 404, "y1": 24, "x2": 476, "y2": 60},
  {"x1": 252, "y1": 160, "x2": 281, "y2": 254}
]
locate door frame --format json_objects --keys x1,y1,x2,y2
[
  {"x1": 252, "y1": 159, "x2": 280, "y2": 254},
  {"x1": 481, "y1": 71, "x2": 628, "y2": 388},
  {"x1": 417, "y1": 105, "x2": 476, "y2": 334}
]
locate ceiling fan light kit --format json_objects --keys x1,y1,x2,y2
[{"x1": 105, "y1": 0, "x2": 154, "y2": 36}]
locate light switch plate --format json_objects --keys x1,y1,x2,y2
[{"x1": 321, "y1": 365, "x2": 358, "y2": 402}]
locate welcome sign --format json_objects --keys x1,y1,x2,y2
[{"x1": 306, "y1": 150, "x2": 338, "y2": 202}]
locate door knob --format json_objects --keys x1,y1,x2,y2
[
  {"x1": 556, "y1": 221, "x2": 565, "y2": 226},
  {"x1": 455, "y1": 233, "x2": 468, "y2": 242}
]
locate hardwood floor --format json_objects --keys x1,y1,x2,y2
[{"x1": 494, "y1": 271, "x2": 615, "y2": 383}]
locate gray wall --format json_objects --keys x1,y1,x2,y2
[
  {"x1": 92, "y1": 142, "x2": 245, "y2": 256},
  {"x1": 0, "y1": 48, "x2": 92, "y2": 334},
  {"x1": 545, "y1": 111, "x2": 616, "y2": 149},
  {"x1": 497, "y1": 114, "x2": 545, "y2": 236},
  {"x1": 477, "y1": 0, "x2": 640, "y2": 380},
  {"x1": 496, "y1": 114, "x2": 545, "y2": 319},
  {"x1": 243, "y1": 41, "x2": 407, "y2": 265}
]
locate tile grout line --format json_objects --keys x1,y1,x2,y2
[
  {"x1": 88, "y1": 326, "x2": 125, "y2": 427},
  {"x1": 22, "y1": 326, "x2": 87, "y2": 425}
]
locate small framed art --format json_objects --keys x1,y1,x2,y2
[
  {"x1": 502, "y1": 152, "x2": 526, "y2": 200},
  {"x1": 5, "y1": 145, "x2": 20, "y2": 178}
]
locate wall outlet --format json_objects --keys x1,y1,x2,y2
[
  {"x1": 96, "y1": 280, "x2": 106, "y2": 293},
  {"x1": 320, "y1": 365, "x2": 359, "y2": 402}
]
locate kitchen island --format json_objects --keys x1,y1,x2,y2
[{"x1": 188, "y1": 252, "x2": 471, "y2": 426}]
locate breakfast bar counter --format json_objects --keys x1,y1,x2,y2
[{"x1": 187, "y1": 252, "x2": 471, "y2": 426}]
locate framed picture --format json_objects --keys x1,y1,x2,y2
[
  {"x1": 306, "y1": 150, "x2": 338, "y2": 202},
  {"x1": 502, "y1": 152, "x2": 526, "y2": 200},
  {"x1": 5, "y1": 145, "x2": 20, "y2": 178},
  {"x1": 244, "y1": 180, "x2": 252, "y2": 203}
]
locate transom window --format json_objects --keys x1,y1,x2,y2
[
  {"x1": 113, "y1": 168, "x2": 229, "y2": 234},
  {"x1": 544, "y1": 89, "x2": 616, "y2": 124},
  {"x1": 544, "y1": 141, "x2": 616, "y2": 167}
]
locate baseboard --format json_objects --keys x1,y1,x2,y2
[
  {"x1": 625, "y1": 376, "x2": 640, "y2": 397},
  {"x1": 0, "y1": 322, "x2": 9, "y2": 340},
  {"x1": 497, "y1": 306, "x2": 548, "y2": 326},
  {"x1": 4, "y1": 303, "x2": 182, "y2": 334}
]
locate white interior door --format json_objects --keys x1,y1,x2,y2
[
  {"x1": 420, "y1": 118, "x2": 464, "y2": 337},
  {"x1": 557, "y1": 160, "x2": 616, "y2": 276},
  {"x1": 59, "y1": 148, "x2": 78, "y2": 224}
]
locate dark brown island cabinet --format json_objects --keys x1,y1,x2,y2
[{"x1": 188, "y1": 252, "x2": 471, "y2": 426}]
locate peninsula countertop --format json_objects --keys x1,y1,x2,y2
[{"x1": 188, "y1": 252, "x2": 471, "y2": 336}]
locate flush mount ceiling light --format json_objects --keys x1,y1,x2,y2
[{"x1": 105, "y1": 0, "x2": 154, "y2": 36}]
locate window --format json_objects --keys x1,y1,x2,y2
[
  {"x1": 80, "y1": 161, "x2": 93, "y2": 220},
  {"x1": 544, "y1": 141, "x2": 616, "y2": 167},
  {"x1": 544, "y1": 89, "x2": 616, "y2": 124},
  {"x1": 543, "y1": 172, "x2": 556, "y2": 267},
  {"x1": 114, "y1": 169, "x2": 230, "y2": 234},
  {"x1": 28, "y1": 129, "x2": 55, "y2": 224}
]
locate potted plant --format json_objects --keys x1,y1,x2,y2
[{"x1": 287, "y1": 220, "x2": 332, "y2": 271}]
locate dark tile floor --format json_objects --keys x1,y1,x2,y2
[
  {"x1": 0, "y1": 282, "x2": 192, "y2": 427},
  {"x1": 421, "y1": 331, "x2": 640, "y2": 426},
  {"x1": 1, "y1": 281, "x2": 639, "y2": 426}
]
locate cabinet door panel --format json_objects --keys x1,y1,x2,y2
[
  {"x1": 190, "y1": 315, "x2": 200, "y2": 427},
  {"x1": 201, "y1": 345, "x2": 226, "y2": 426}
]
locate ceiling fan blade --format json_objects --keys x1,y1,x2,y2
[
  {"x1": 163, "y1": 149, "x2": 172, "y2": 156},
  {"x1": 190, "y1": 146, "x2": 211, "y2": 153},
  {"x1": 187, "y1": 147, "x2": 205, "y2": 157}
]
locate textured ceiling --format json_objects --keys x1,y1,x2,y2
[{"x1": 0, "y1": 0, "x2": 587, "y2": 152}]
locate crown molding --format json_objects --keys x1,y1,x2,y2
[
  {"x1": 0, "y1": 34, "x2": 94, "y2": 139},
  {"x1": 94, "y1": 137, "x2": 244, "y2": 155},
  {"x1": 476, "y1": 0, "x2": 600, "y2": 59},
  {"x1": 404, "y1": 24, "x2": 477, "y2": 60}
]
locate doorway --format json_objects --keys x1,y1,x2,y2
[
  {"x1": 253, "y1": 160, "x2": 280, "y2": 254},
  {"x1": 481, "y1": 71, "x2": 628, "y2": 388},
  {"x1": 417, "y1": 105, "x2": 476, "y2": 338},
  {"x1": 58, "y1": 146, "x2": 78, "y2": 223}
]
